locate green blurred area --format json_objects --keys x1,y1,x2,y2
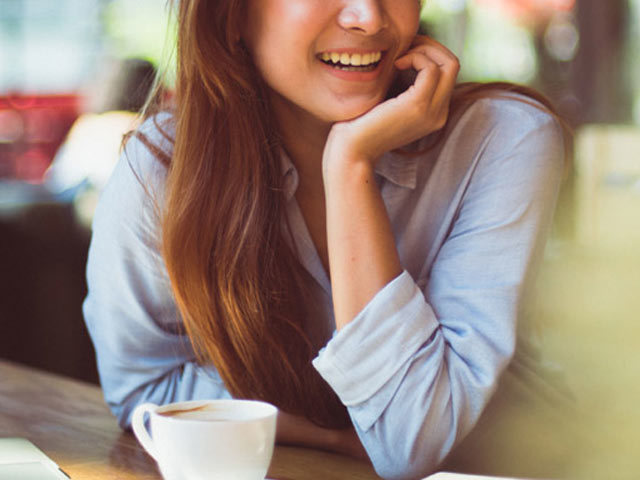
[
  {"x1": 421, "y1": 1, "x2": 538, "y2": 83},
  {"x1": 419, "y1": 0, "x2": 640, "y2": 125},
  {"x1": 102, "y1": 0, "x2": 177, "y2": 87}
]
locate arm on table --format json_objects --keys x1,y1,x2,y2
[
  {"x1": 83, "y1": 127, "x2": 231, "y2": 429},
  {"x1": 316, "y1": 104, "x2": 565, "y2": 479}
]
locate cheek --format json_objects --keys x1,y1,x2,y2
[
  {"x1": 262, "y1": 0, "x2": 320, "y2": 39},
  {"x1": 395, "y1": 2, "x2": 422, "y2": 44},
  {"x1": 246, "y1": 2, "x2": 318, "y2": 64}
]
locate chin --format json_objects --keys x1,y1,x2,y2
[{"x1": 326, "y1": 98, "x2": 383, "y2": 123}]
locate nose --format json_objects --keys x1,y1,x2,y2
[{"x1": 337, "y1": 0, "x2": 388, "y2": 35}]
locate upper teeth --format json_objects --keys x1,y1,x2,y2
[{"x1": 321, "y1": 51, "x2": 382, "y2": 66}]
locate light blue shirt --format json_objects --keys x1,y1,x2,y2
[{"x1": 83, "y1": 95, "x2": 565, "y2": 480}]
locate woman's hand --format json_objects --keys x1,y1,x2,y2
[{"x1": 323, "y1": 36, "x2": 459, "y2": 174}]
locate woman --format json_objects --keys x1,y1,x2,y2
[{"x1": 84, "y1": 1, "x2": 569, "y2": 478}]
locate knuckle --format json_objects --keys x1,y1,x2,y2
[{"x1": 423, "y1": 60, "x2": 439, "y2": 74}]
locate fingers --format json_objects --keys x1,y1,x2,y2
[
  {"x1": 393, "y1": 36, "x2": 460, "y2": 125},
  {"x1": 394, "y1": 50, "x2": 443, "y2": 104},
  {"x1": 416, "y1": 38, "x2": 460, "y2": 106},
  {"x1": 397, "y1": 38, "x2": 459, "y2": 99}
]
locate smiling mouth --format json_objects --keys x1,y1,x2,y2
[{"x1": 318, "y1": 51, "x2": 384, "y2": 72}]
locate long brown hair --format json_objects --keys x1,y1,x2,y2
[
  {"x1": 154, "y1": 0, "x2": 351, "y2": 428},
  {"x1": 135, "y1": 0, "x2": 571, "y2": 429}
]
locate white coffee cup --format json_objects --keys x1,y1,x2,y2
[{"x1": 131, "y1": 399, "x2": 278, "y2": 480}]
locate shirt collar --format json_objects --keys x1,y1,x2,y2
[
  {"x1": 280, "y1": 150, "x2": 299, "y2": 201},
  {"x1": 374, "y1": 149, "x2": 419, "y2": 190},
  {"x1": 280, "y1": 144, "x2": 420, "y2": 201}
]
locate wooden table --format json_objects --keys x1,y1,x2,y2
[{"x1": 0, "y1": 360, "x2": 380, "y2": 480}]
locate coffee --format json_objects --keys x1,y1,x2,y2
[
  {"x1": 158, "y1": 403, "x2": 265, "y2": 422},
  {"x1": 158, "y1": 404, "x2": 221, "y2": 420}
]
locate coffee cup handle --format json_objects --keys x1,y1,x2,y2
[{"x1": 131, "y1": 403, "x2": 159, "y2": 460}]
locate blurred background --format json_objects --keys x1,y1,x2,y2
[{"x1": 0, "y1": 0, "x2": 638, "y2": 478}]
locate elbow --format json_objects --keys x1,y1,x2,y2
[
  {"x1": 106, "y1": 395, "x2": 136, "y2": 431},
  {"x1": 367, "y1": 428, "x2": 453, "y2": 480},
  {"x1": 365, "y1": 400, "x2": 460, "y2": 480},
  {"x1": 371, "y1": 451, "x2": 441, "y2": 480},
  {"x1": 102, "y1": 378, "x2": 148, "y2": 431},
  {"x1": 117, "y1": 405, "x2": 136, "y2": 432}
]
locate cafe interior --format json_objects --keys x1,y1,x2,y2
[{"x1": 1, "y1": 0, "x2": 639, "y2": 479}]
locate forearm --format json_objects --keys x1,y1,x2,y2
[
  {"x1": 276, "y1": 411, "x2": 369, "y2": 461},
  {"x1": 323, "y1": 158, "x2": 402, "y2": 331}
]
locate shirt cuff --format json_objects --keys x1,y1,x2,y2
[{"x1": 312, "y1": 270, "x2": 439, "y2": 407}]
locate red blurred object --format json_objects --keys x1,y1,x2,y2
[
  {"x1": 0, "y1": 93, "x2": 82, "y2": 183},
  {"x1": 475, "y1": 0, "x2": 575, "y2": 25}
]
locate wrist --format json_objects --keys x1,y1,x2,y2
[
  {"x1": 322, "y1": 152, "x2": 376, "y2": 191},
  {"x1": 322, "y1": 125, "x2": 378, "y2": 181}
]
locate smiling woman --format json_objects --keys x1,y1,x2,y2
[
  {"x1": 82, "y1": 1, "x2": 571, "y2": 479},
  {"x1": 243, "y1": 0, "x2": 421, "y2": 124}
]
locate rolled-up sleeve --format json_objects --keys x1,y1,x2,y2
[
  {"x1": 83, "y1": 118, "x2": 231, "y2": 430},
  {"x1": 313, "y1": 101, "x2": 565, "y2": 480}
]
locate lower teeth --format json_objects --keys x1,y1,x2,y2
[{"x1": 324, "y1": 62, "x2": 378, "y2": 72}]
